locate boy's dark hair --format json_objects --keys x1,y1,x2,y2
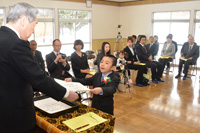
[
  {"x1": 139, "y1": 35, "x2": 146, "y2": 41},
  {"x1": 101, "y1": 42, "x2": 111, "y2": 56},
  {"x1": 53, "y1": 39, "x2": 60, "y2": 45},
  {"x1": 103, "y1": 55, "x2": 117, "y2": 66},
  {"x1": 119, "y1": 50, "x2": 124, "y2": 54},
  {"x1": 127, "y1": 36, "x2": 133, "y2": 43},
  {"x1": 74, "y1": 39, "x2": 84, "y2": 50},
  {"x1": 132, "y1": 35, "x2": 137, "y2": 39}
]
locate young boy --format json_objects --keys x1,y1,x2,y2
[{"x1": 65, "y1": 55, "x2": 120, "y2": 115}]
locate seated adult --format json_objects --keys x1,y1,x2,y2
[
  {"x1": 145, "y1": 36, "x2": 159, "y2": 60},
  {"x1": 71, "y1": 39, "x2": 92, "y2": 78},
  {"x1": 96, "y1": 42, "x2": 111, "y2": 70},
  {"x1": 46, "y1": 39, "x2": 72, "y2": 80},
  {"x1": 135, "y1": 35, "x2": 164, "y2": 84},
  {"x1": 159, "y1": 35, "x2": 175, "y2": 72},
  {"x1": 29, "y1": 40, "x2": 45, "y2": 71},
  {"x1": 124, "y1": 36, "x2": 148, "y2": 87},
  {"x1": 181, "y1": 34, "x2": 197, "y2": 57},
  {"x1": 166, "y1": 34, "x2": 178, "y2": 70},
  {"x1": 175, "y1": 35, "x2": 199, "y2": 80}
]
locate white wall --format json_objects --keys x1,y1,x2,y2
[
  {"x1": 119, "y1": 1, "x2": 200, "y2": 38},
  {"x1": 0, "y1": 0, "x2": 119, "y2": 40}
]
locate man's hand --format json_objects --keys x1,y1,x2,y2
[
  {"x1": 90, "y1": 87, "x2": 102, "y2": 95},
  {"x1": 133, "y1": 62, "x2": 139, "y2": 65},
  {"x1": 148, "y1": 56, "x2": 152, "y2": 61},
  {"x1": 162, "y1": 55, "x2": 167, "y2": 57},
  {"x1": 59, "y1": 57, "x2": 67, "y2": 66},
  {"x1": 54, "y1": 54, "x2": 62, "y2": 63},
  {"x1": 65, "y1": 78, "x2": 71, "y2": 82},
  {"x1": 65, "y1": 91, "x2": 79, "y2": 102},
  {"x1": 127, "y1": 61, "x2": 132, "y2": 64},
  {"x1": 81, "y1": 69, "x2": 90, "y2": 73},
  {"x1": 188, "y1": 57, "x2": 193, "y2": 60}
]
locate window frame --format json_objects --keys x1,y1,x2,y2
[
  {"x1": 32, "y1": 7, "x2": 55, "y2": 46},
  {"x1": 0, "y1": 7, "x2": 5, "y2": 27},
  {"x1": 58, "y1": 8, "x2": 92, "y2": 50}
]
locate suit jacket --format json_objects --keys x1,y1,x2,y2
[
  {"x1": 46, "y1": 52, "x2": 72, "y2": 80},
  {"x1": 123, "y1": 46, "x2": 138, "y2": 64},
  {"x1": 183, "y1": 43, "x2": 199, "y2": 64},
  {"x1": 161, "y1": 42, "x2": 175, "y2": 59},
  {"x1": 181, "y1": 42, "x2": 197, "y2": 53},
  {"x1": 135, "y1": 43, "x2": 150, "y2": 63},
  {"x1": 32, "y1": 50, "x2": 45, "y2": 71},
  {"x1": 145, "y1": 42, "x2": 159, "y2": 59},
  {"x1": 0, "y1": 26, "x2": 66, "y2": 132},
  {"x1": 72, "y1": 71, "x2": 120, "y2": 115},
  {"x1": 71, "y1": 52, "x2": 89, "y2": 78},
  {"x1": 164, "y1": 40, "x2": 178, "y2": 53}
]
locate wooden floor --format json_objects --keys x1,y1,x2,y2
[{"x1": 82, "y1": 68, "x2": 200, "y2": 133}]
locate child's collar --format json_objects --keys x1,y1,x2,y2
[{"x1": 102, "y1": 71, "x2": 113, "y2": 77}]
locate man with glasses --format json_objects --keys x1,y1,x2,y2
[{"x1": 46, "y1": 39, "x2": 72, "y2": 80}]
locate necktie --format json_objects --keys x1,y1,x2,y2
[
  {"x1": 143, "y1": 45, "x2": 147, "y2": 53},
  {"x1": 189, "y1": 46, "x2": 192, "y2": 52}
]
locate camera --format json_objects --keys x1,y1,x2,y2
[{"x1": 61, "y1": 54, "x2": 66, "y2": 59}]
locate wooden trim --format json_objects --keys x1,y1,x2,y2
[{"x1": 54, "y1": 0, "x2": 193, "y2": 6}]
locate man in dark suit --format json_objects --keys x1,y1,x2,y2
[
  {"x1": 124, "y1": 36, "x2": 148, "y2": 87},
  {"x1": 0, "y1": 3, "x2": 78, "y2": 133},
  {"x1": 175, "y1": 35, "x2": 199, "y2": 80},
  {"x1": 146, "y1": 36, "x2": 159, "y2": 60},
  {"x1": 135, "y1": 35, "x2": 164, "y2": 84},
  {"x1": 29, "y1": 40, "x2": 45, "y2": 71},
  {"x1": 46, "y1": 39, "x2": 72, "y2": 80},
  {"x1": 181, "y1": 34, "x2": 197, "y2": 57}
]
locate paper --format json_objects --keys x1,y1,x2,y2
[
  {"x1": 88, "y1": 71, "x2": 96, "y2": 75},
  {"x1": 180, "y1": 57, "x2": 188, "y2": 61},
  {"x1": 143, "y1": 74, "x2": 149, "y2": 80},
  {"x1": 34, "y1": 97, "x2": 72, "y2": 114},
  {"x1": 160, "y1": 56, "x2": 170, "y2": 59},
  {"x1": 63, "y1": 112, "x2": 107, "y2": 132},
  {"x1": 135, "y1": 63, "x2": 146, "y2": 66},
  {"x1": 54, "y1": 78, "x2": 90, "y2": 92}
]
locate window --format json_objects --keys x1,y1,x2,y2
[
  {"x1": 0, "y1": 8, "x2": 5, "y2": 27},
  {"x1": 29, "y1": 8, "x2": 54, "y2": 45},
  {"x1": 194, "y1": 11, "x2": 200, "y2": 67},
  {"x1": 152, "y1": 11, "x2": 190, "y2": 64},
  {"x1": 58, "y1": 9, "x2": 92, "y2": 55}
]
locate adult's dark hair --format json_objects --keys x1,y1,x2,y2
[
  {"x1": 101, "y1": 42, "x2": 111, "y2": 56},
  {"x1": 139, "y1": 35, "x2": 146, "y2": 41},
  {"x1": 149, "y1": 36, "x2": 154, "y2": 39},
  {"x1": 132, "y1": 35, "x2": 137, "y2": 39},
  {"x1": 127, "y1": 36, "x2": 133, "y2": 43},
  {"x1": 73, "y1": 39, "x2": 84, "y2": 50},
  {"x1": 166, "y1": 35, "x2": 172, "y2": 39},
  {"x1": 137, "y1": 35, "x2": 142, "y2": 41},
  {"x1": 119, "y1": 50, "x2": 124, "y2": 54},
  {"x1": 53, "y1": 39, "x2": 60, "y2": 45},
  {"x1": 154, "y1": 35, "x2": 158, "y2": 39},
  {"x1": 103, "y1": 55, "x2": 117, "y2": 66},
  {"x1": 168, "y1": 34, "x2": 173, "y2": 39}
]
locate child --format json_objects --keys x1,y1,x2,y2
[
  {"x1": 116, "y1": 50, "x2": 126, "y2": 71},
  {"x1": 65, "y1": 55, "x2": 120, "y2": 115}
]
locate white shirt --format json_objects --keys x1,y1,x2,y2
[
  {"x1": 5, "y1": 24, "x2": 20, "y2": 38},
  {"x1": 166, "y1": 43, "x2": 170, "y2": 50},
  {"x1": 5, "y1": 24, "x2": 70, "y2": 98},
  {"x1": 189, "y1": 43, "x2": 194, "y2": 51},
  {"x1": 128, "y1": 46, "x2": 134, "y2": 55}
]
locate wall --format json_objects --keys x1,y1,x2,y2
[{"x1": 119, "y1": 1, "x2": 200, "y2": 38}]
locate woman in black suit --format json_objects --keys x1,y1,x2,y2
[
  {"x1": 96, "y1": 42, "x2": 111, "y2": 70},
  {"x1": 71, "y1": 39, "x2": 92, "y2": 78}
]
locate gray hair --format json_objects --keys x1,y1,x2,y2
[{"x1": 7, "y1": 3, "x2": 38, "y2": 23}]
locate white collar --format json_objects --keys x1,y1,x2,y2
[
  {"x1": 53, "y1": 51, "x2": 60, "y2": 55},
  {"x1": 140, "y1": 43, "x2": 144, "y2": 47},
  {"x1": 5, "y1": 24, "x2": 20, "y2": 38}
]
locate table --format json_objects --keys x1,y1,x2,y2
[{"x1": 35, "y1": 103, "x2": 115, "y2": 133}]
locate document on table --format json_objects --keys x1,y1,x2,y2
[
  {"x1": 62, "y1": 112, "x2": 107, "y2": 132},
  {"x1": 54, "y1": 78, "x2": 91, "y2": 92},
  {"x1": 34, "y1": 97, "x2": 72, "y2": 114}
]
